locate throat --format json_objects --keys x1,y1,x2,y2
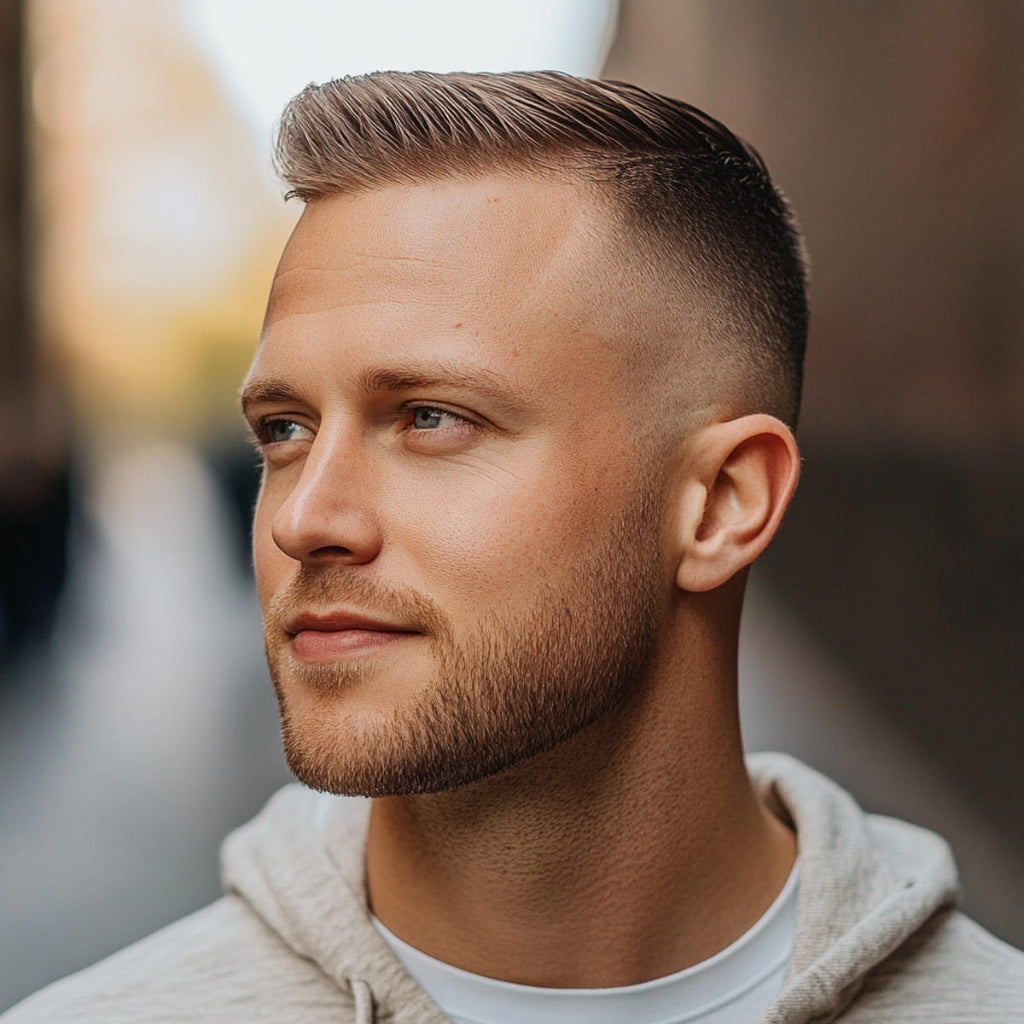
[{"x1": 365, "y1": 743, "x2": 797, "y2": 989}]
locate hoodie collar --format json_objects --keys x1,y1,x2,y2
[
  {"x1": 223, "y1": 755, "x2": 959, "y2": 1024},
  {"x1": 222, "y1": 787, "x2": 449, "y2": 1024},
  {"x1": 748, "y1": 753, "x2": 958, "y2": 1022}
]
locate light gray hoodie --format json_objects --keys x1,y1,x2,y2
[{"x1": 5, "y1": 753, "x2": 1023, "y2": 1022}]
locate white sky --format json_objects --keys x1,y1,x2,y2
[{"x1": 183, "y1": 0, "x2": 618, "y2": 152}]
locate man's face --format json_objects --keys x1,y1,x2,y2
[{"x1": 245, "y1": 175, "x2": 673, "y2": 796}]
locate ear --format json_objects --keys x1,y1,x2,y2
[{"x1": 673, "y1": 415, "x2": 800, "y2": 593}]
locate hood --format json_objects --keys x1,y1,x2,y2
[
  {"x1": 221, "y1": 787, "x2": 449, "y2": 1024},
  {"x1": 223, "y1": 754, "x2": 959, "y2": 1024},
  {"x1": 749, "y1": 753, "x2": 959, "y2": 1023}
]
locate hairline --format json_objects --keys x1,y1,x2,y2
[{"x1": 272, "y1": 72, "x2": 807, "y2": 431}]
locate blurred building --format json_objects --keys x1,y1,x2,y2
[
  {"x1": 30, "y1": 0, "x2": 296, "y2": 440},
  {"x1": 607, "y1": 0, "x2": 1024, "y2": 940}
]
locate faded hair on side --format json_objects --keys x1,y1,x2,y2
[{"x1": 274, "y1": 70, "x2": 808, "y2": 427}]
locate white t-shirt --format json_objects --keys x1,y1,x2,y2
[{"x1": 372, "y1": 862, "x2": 798, "y2": 1024}]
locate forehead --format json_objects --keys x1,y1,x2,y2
[
  {"x1": 266, "y1": 174, "x2": 605, "y2": 310},
  {"x1": 253, "y1": 174, "x2": 628, "y2": 387}
]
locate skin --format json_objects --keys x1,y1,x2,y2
[{"x1": 244, "y1": 173, "x2": 801, "y2": 988}]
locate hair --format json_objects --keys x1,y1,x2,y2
[{"x1": 274, "y1": 70, "x2": 808, "y2": 428}]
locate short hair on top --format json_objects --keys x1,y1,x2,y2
[{"x1": 274, "y1": 70, "x2": 809, "y2": 428}]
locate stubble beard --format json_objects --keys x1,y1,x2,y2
[{"x1": 263, "y1": 494, "x2": 664, "y2": 797}]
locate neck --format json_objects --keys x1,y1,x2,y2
[{"x1": 365, "y1": 611, "x2": 795, "y2": 988}]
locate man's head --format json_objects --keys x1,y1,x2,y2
[{"x1": 243, "y1": 71, "x2": 806, "y2": 797}]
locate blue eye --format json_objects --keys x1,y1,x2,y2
[
  {"x1": 264, "y1": 419, "x2": 308, "y2": 443},
  {"x1": 411, "y1": 407, "x2": 457, "y2": 430}
]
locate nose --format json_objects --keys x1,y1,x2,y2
[{"x1": 269, "y1": 432, "x2": 383, "y2": 566}]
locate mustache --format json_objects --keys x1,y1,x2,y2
[{"x1": 264, "y1": 566, "x2": 452, "y2": 640}]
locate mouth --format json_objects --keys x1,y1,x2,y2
[{"x1": 283, "y1": 610, "x2": 422, "y2": 661}]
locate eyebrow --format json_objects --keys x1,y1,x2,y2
[
  {"x1": 240, "y1": 364, "x2": 533, "y2": 417},
  {"x1": 357, "y1": 365, "x2": 531, "y2": 404},
  {"x1": 239, "y1": 377, "x2": 304, "y2": 417}
]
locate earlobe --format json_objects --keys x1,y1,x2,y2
[{"x1": 674, "y1": 415, "x2": 800, "y2": 593}]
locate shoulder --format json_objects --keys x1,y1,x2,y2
[
  {"x1": 1, "y1": 896, "x2": 348, "y2": 1023},
  {"x1": 848, "y1": 909, "x2": 1024, "y2": 1021}
]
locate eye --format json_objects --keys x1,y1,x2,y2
[
  {"x1": 255, "y1": 418, "x2": 313, "y2": 445},
  {"x1": 409, "y1": 406, "x2": 466, "y2": 430},
  {"x1": 401, "y1": 404, "x2": 481, "y2": 452}
]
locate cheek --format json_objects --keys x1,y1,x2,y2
[{"x1": 389, "y1": 447, "x2": 639, "y2": 600}]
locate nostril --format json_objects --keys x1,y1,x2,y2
[{"x1": 308, "y1": 545, "x2": 354, "y2": 559}]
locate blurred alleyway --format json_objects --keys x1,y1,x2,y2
[{"x1": 0, "y1": 445, "x2": 289, "y2": 1009}]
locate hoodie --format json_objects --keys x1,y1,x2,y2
[{"x1": 4, "y1": 753, "x2": 1023, "y2": 1022}]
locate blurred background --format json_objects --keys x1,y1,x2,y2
[{"x1": 1, "y1": 0, "x2": 1021, "y2": 1010}]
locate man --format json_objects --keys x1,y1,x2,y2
[{"x1": 6, "y1": 71, "x2": 1022, "y2": 1023}]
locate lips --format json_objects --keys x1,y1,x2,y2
[
  {"x1": 284, "y1": 610, "x2": 421, "y2": 660},
  {"x1": 285, "y1": 611, "x2": 418, "y2": 635}
]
